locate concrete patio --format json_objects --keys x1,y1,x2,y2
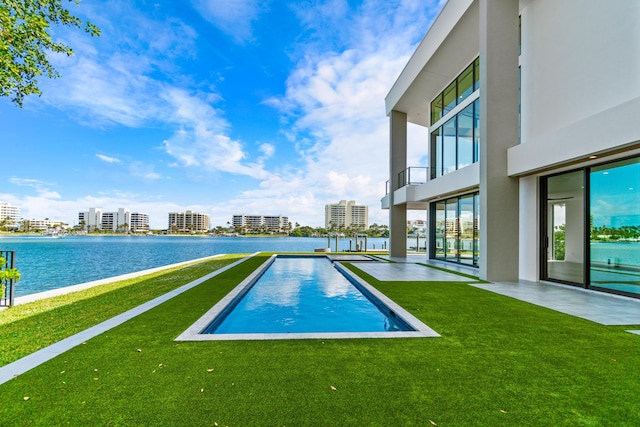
[{"x1": 357, "y1": 256, "x2": 640, "y2": 329}]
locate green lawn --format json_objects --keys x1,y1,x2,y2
[{"x1": 1, "y1": 254, "x2": 639, "y2": 426}]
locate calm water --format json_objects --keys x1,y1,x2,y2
[
  {"x1": 0, "y1": 235, "x2": 389, "y2": 297},
  {"x1": 205, "y1": 256, "x2": 408, "y2": 334},
  {"x1": 590, "y1": 241, "x2": 640, "y2": 267}
]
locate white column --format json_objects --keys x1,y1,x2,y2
[
  {"x1": 389, "y1": 110, "x2": 407, "y2": 258},
  {"x1": 479, "y1": 0, "x2": 520, "y2": 281}
]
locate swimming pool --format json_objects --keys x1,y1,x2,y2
[{"x1": 176, "y1": 255, "x2": 439, "y2": 340}]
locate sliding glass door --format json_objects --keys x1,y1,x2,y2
[
  {"x1": 589, "y1": 158, "x2": 640, "y2": 296},
  {"x1": 430, "y1": 193, "x2": 479, "y2": 266},
  {"x1": 542, "y1": 156, "x2": 640, "y2": 297},
  {"x1": 543, "y1": 171, "x2": 585, "y2": 285}
]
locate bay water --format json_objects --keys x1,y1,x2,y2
[{"x1": 0, "y1": 235, "x2": 390, "y2": 297}]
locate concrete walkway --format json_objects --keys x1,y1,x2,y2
[
  {"x1": 471, "y1": 280, "x2": 640, "y2": 326},
  {"x1": 0, "y1": 254, "x2": 254, "y2": 385},
  {"x1": 353, "y1": 262, "x2": 477, "y2": 282},
  {"x1": 359, "y1": 256, "x2": 640, "y2": 328}
]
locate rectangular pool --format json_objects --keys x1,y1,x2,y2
[{"x1": 176, "y1": 255, "x2": 439, "y2": 340}]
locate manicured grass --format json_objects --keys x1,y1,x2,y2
[
  {"x1": 0, "y1": 255, "x2": 244, "y2": 366},
  {"x1": 0, "y1": 255, "x2": 639, "y2": 426}
]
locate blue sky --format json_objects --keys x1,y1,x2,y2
[{"x1": 1, "y1": 0, "x2": 441, "y2": 229}]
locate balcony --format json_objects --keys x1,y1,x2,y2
[{"x1": 398, "y1": 167, "x2": 429, "y2": 188}]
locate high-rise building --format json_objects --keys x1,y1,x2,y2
[
  {"x1": 0, "y1": 202, "x2": 21, "y2": 230},
  {"x1": 383, "y1": 0, "x2": 640, "y2": 298},
  {"x1": 168, "y1": 211, "x2": 210, "y2": 233},
  {"x1": 78, "y1": 208, "x2": 103, "y2": 231},
  {"x1": 78, "y1": 208, "x2": 149, "y2": 232},
  {"x1": 325, "y1": 200, "x2": 369, "y2": 230},
  {"x1": 129, "y1": 213, "x2": 150, "y2": 232}
]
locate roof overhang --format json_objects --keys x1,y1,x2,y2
[{"x1": 385, "y1": 0, "x2": 479, "y2": 127}]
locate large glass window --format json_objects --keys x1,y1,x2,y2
[
  {"x1": 589, "y1": 157, "x2": 640, "y2": 296},
  {"x1": 430, "y1": 100, "x2": 479, "y2": 179},
  {"x1": 459, "y1": 195, "x2": 475, "y2": 265},
  {"x1": 430, "y1": 57, "x2": 480, "y2": 126},
  {"x1": 457, "y1": 104, "x2": 473, "y2": 169},
  {"x1": 473, "y1": 57, "x2": 480, "y2": 91},
  {"x1": 434, "y1": 204, "x2": 446, "y2": 259},
  {"x1": 541, "y1": 155, "x2": 640, "y2": 298},
  {"x1": 443, "y1": 117, "x2": 457, "y2": 175},
  {"x1": 474, "y1": 193, "x2": 480, "y2": 265},
  {"x1": 445, "y1": 200, "x2": 459, "y2": 260},
  {"x1": 442, "y1": 81, "x2": 457, "y2": 116},
  {"x1": 457, "y1": 63, "x2": 474, "y2": 102},
  {"x1": 431, "y1": 193, "x2": 479, "y2": 266},
  {"x1": 473, "y1": 98, "x2": 480, "y2": 162},
  {"x1": 431, "y1": 94, "x2": 443, "y2": 125},
  {"x1": 430, "y1": 128, "x2": 442, "y2": 179}
]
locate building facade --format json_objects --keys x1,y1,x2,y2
[
  {"x1": 79, "y1": 208, "x2": 149, "y2": 232},
  {"x1": 325, "y1": 200, "x2": 369, "y2": 230},
  {"x1": 383, "y1": 0, "x2": 640, "y2": 298},
  {"x1": 22, "y1": 219, "x2": 67, "y2": 232},
  {"x1": 129, "y1": 213, "x2": 150, "y2": 232},
  {"x1": 232, "y1": 214, "x2": 290, "y2": 232},
  {"x1": 0, "y1": 202, "x2": 21, "y2": 230},
  {"x1": 78, "y1": 208, "x2": 103, "y2": 231},
  {"x1": 168, "y1": 211, "x2": 210, "y2": 233}
]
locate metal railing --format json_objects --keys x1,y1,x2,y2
[
  {"x1": 398, "y1": 167, "x2": 429, "y2": 189},
  {"x1": 0, "y1": 250, "x2": 16, "y2": 307}
]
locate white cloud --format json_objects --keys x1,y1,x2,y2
[
  {"x1": 247, "y1": 0, "x2": 439, "y2": 226},
  {"x1": 258, "y1": 143, "x2": 275, "y2": 159},
  {"x1": 96, "y1": 154, "x2": 121, "y2": 164},
  {"x1": 39, "y1": 3, "x2": 270, "y2": 182},
  {"x1": 190, "y1": 0, "x2": 263, "y2": 43},
  {"x1": 9, "y1": 178, "x2": 61, "y2": 199},
  {"x1": 160, "y1": 87, "x2": 271, "y2": 179}
]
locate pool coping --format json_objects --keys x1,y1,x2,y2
[{"x1": 175, "y1": 255, "x2": 440, "y2": 341}]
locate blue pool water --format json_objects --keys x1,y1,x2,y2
[{"x1": 204, "y1": 256, "x2": 410, "y2": 334}]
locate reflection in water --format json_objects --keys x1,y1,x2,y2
[{"x1": 211, "y1": 257, "x2": 408, "y2": 334}]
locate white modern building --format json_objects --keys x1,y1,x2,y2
[
  {"x1": 325, "y1": 200, "x2": 369, "y2": 230},
  {"x1": 0, "y1": 202, "x2": 21, "y2": 229},
  {"x1": 129, "y1": 212, "x2": 150, "y2": 232},
  {"x1": 168, "y1": 211, "x2": 210, "y2": 233},
  {"x1": 78, "y1": 207, "x2": 103, "y2": 231},
  {"x1": 383, "y1": 0, "x2": 640, "y2": 298},
  {"x1": 232, "y1": 214, "x2": 290, "y2": 232},
  {"x1": 79, "y1": 208, "x2": 149, "y2": 232}
]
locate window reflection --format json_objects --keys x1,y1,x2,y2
[
  {"x1": 590, "y1": 157, "x2": 640, "y2": 295},
  {"x1": 443, "y1": 117, "x2": 457, "y2": 175},
  {"x1": 429, "y1": 57, "x2": 479, "y2": 126},
  {"x1": 430, "y1": 128, "x2": 442, "y2": 179},
  {"x1": 445, "y1": 200, "x2": 459, "y2": 261},
  {"x1": 432, "y1": 193, "x2": 479, "y2": 266},
  {"x1": 458, "y1": 104, "x2": 473, "y2": 169},
  {"x1": 457, "y1": 63, "x2": 474, "y2": 101},
  {"x1": 434, "y1": 203, "x2": 445, "y2": 259}
]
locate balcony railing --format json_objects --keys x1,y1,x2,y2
[{"x1": 398, "y1": 167, "x2": 429, "y2": 189}]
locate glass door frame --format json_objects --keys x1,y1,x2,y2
[
  {"x1": 540, "y1": 170, "x2": 590, "y2": 289},
  {"x1": 541, "y1": 155, "x2": 640, "y2": 299}
]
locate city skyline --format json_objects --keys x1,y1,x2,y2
[{"x1": 0, "y1": 0, "x2": 439, "y2": 229}]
